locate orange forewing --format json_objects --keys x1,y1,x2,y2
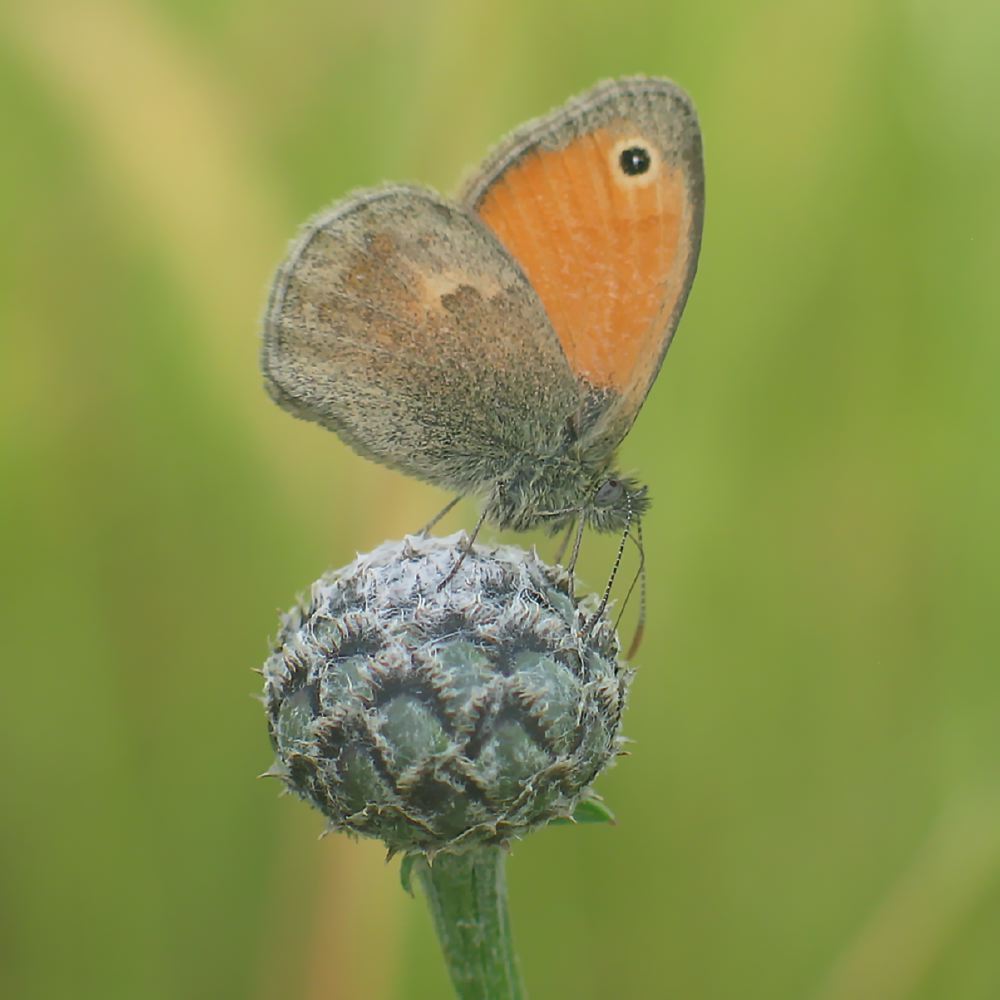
[{"x1": 474, "y1": 127, "x2": 694, "y2": 395}]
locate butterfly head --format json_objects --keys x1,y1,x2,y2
[{"x1": 585, "y1": 474, "x2": 650, "y2": 533}]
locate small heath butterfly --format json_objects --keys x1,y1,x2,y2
[{"x1": 263, "y1": 77, "x2": 703, "y2": 563}]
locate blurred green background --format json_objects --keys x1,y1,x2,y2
[{"x1": 3, "y1": 1, "x2": 999, "y2": 997}]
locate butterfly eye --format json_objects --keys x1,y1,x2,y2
[
  {"x1": 618, "y1": 146, "x2": 652, "y2": 176},
  {"x1": 594, "y1": 478, "x2": 625, "y2": 507}
]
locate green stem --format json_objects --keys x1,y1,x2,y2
[{"x1": 413, "y1": 847, "x2": 526, "y2": 999}]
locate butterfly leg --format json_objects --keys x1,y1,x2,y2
[
  {"x1": 419, "y1": 495, "x2": 462, "y2": 537},
  {"x1": 547, "y1": 516, "x2": 587, "y2": 597},
  {"x1": 436, "y1": 506, "x2": 488, "y2": 589},
  {"x1": 566, "y1": 516, "x2": 586, "y2": 577},
  {"x1": 554, "y1": 517, "x2": 577, "y2": 565}
]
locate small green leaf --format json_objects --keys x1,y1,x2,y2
[
  {"x1": 550, "y1": 797, "x2": 616, "y2": 826},
  {"x1": 572, "y1": 797, "x2": 616, "y2": 824},
  {"x1": 400, "y1": 853, "x2": 420, "y2": 895}
]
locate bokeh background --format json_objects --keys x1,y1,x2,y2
[{"x1": 3, "y1": 1, "x2": 999, "y2": 997}]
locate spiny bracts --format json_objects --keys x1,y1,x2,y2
[{"x1": 262, "y1": 532, "x2": 631, "y2": 855}]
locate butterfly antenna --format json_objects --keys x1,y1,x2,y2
[
  {"x1": 614, "y1": 523, "x2": 645, "y2": 634},
  {"x1": 623, "y1": 518, "x2": 647, "y2": 659},
  {"x1": 587, "y1": 497, "x2": 634, "y2": 634}
]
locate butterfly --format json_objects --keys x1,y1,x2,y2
[{"x1": 262, "y1": 76, "x2": 704, "y2": 583}]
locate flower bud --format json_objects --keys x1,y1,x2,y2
[{"x1": 262, "y1": 532, "x2": 630, "y2": 855}]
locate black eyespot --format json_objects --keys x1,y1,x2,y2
[{"x1": 619, "y1": 146, "x2": 651, "y2": 176}]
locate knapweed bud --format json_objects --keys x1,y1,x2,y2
[{"x1": 262, "y1": 532, "x2": 630, "y2": 855}]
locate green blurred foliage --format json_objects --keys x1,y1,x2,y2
[{"x1": 2, "y1": 0, "x2": 999, "y2": 997}]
